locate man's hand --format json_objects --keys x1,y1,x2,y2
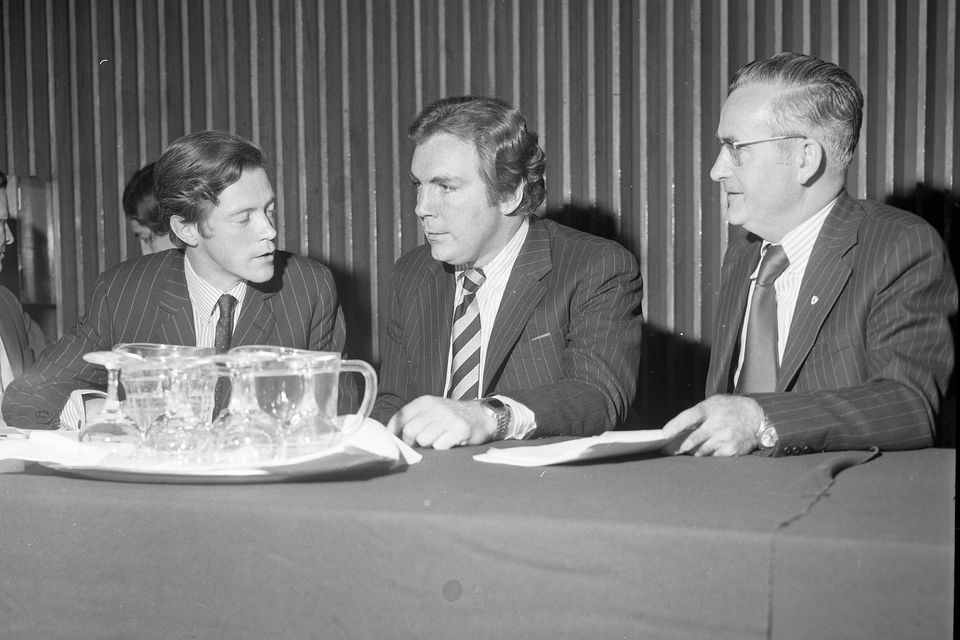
[
  {"x1": 387, "y1": 396, "x2": 496, "y2": 450},
  {"x1": 661, "y1": 395, "x2": 764, "y2": 456}
]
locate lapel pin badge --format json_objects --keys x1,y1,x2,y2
[{"x1": 810, "y1": 295, "x2": 819, "y2": 305}]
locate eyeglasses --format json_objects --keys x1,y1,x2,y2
[{"x1": 719, "y1": 135, "x2": 805, "y2": 166}]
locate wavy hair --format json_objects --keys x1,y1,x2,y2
[
  {"x1": 731, "y1": 52, "x2": 863, "y2": 172},
  {"x1": 408, "y1": 96, "x2": 546, "y2": 217},
  {"x1": 154, "y1": 130, "x2": 266, "y2": 248}
]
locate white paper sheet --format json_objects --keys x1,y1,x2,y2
[{"x1": 473, "y1": 429, "x2": 673, "y2": 467}]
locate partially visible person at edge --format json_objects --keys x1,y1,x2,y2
[
  {"x1": 123, "y1": 162, "x2": 177, "y2": 255},
  {"x1": 0, "y1": 169, "x2": 48, "y2": 425},
  {"x1": 662, "y1": 52, "x2": 957, "y2": 457},
  {"x1": 373, "y1": 96, "x2": 644, "y2": 449},
  {"x1": 1, "y1": 131, "x2": 353, "y2": 429}
]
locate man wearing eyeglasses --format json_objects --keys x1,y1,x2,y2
[{"x1": 663, "y1": 52, "x2": 956, "y2": 456}]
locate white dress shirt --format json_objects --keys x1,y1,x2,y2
[
  {"x1": 444, "y1": 218, "x2": 537, "y2": 439},
  {"x1": 734, "y1": 197, "x2": 837, "y2": 386},
  {"x1": 183, "y1": 255, "x2": 247, "y2": 346}
]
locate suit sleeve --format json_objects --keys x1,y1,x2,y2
[
  {"x1": 1, "y1": 277, "x2": 115, "y2": 429},
  {"x1": 297, "y1": 259, "x2": 358, "y2": 414},
  {"x1": 753, "y1": 223, "x2": 957, "y2": 455},
  {"x1": 506, "y1": 243, "x2": 644, "y2": 437},
  {"x1": 371, "y1": 268, "x2": 410, "y2": 424}
]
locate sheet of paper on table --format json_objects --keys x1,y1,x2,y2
[{"x1": 473, "y1": 429, "x2": 674, "y2": 467}]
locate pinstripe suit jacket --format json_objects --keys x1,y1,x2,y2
[
  {"x1": 1, "y1": 249, "x2": 348, "y2": 428},
  {"x1": 706, "y1": 192, "x2": 957, "y2": 455},
  {"x1": 0, "y1": 285, "x2": 37, "y2": 383},
  {"x1": 372, "y1": 217, "x2": 644, "y2": 437}
]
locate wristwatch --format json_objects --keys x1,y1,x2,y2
[
  {"x1": 756, "y1": 414, "x2": 779, "y2": 450},
  {"x1": 480, "y1": 397, "x2": 512, "y2": 441}
]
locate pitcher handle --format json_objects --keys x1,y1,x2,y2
[{"x1": 340, "y1": 359, "x2": 378, "y2": 420}]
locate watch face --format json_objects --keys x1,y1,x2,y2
[
  {"x1": 759, "y1": 426, "x2": 778, "y2": 448},
  {"x1": 483, "y1": 398, "x2": 505, "y2": 411}
]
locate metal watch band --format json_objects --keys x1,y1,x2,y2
[{"x1": 480, "y1": 397, "x2": 511, "y2": 440}]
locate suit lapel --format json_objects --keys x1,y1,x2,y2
[
  {"x1": 0, "y1": 291, "x2": 26, "y2": 376},
  {"x1": 422, "y1": 259, "x2": 456, "y2": 395},
  {"x1": 777, "y1": 193, "x2": 859, "y2": 391},
  {"x1": 483, "y1": 219, "x2": 551, "y2": 394},
  {"x1": 706, "y1": 238, "x2": 759, "y2": 394},
  {"x1": 155, "y1": 254, "x2": 196, "y2": 345},
  {"x1": 232, "y1": 285, "x2": 278, "y2": 347}
]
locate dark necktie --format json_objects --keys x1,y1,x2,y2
[
  {"x1": 737, "y1": 245, "x2": 790, "y2": 394},
  {"x1": 214, "y1": 294, "x2": 238, "y2": 354},
  {"x1": 213, "y1": 294, "x2": 237, "y2": 418},
  {"x1": 447, "y1": 268, "x2": 486, "y2": 400}
]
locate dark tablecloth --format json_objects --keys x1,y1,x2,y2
[{"x1": 0, "y1": 444, "x2": 953, "y2": 639}]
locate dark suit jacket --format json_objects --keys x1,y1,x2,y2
[
  {"x1": 372, "y1": 217, "x2": 644, "y2": 437},
  {"x1": 706, "y1": 192, "x2": 957, "y2": 455},
  {"x1": 0, "y1": 285, "x2": 38, "y2": 382},
  {"x1": 2, "y1": 249, "x2": 349, "y2": 428}
]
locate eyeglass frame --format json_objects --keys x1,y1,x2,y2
[{"x1": 718, "y1": 134, "x2": 806, "y2": 166}]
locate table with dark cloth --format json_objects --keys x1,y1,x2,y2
[{"x1": 0, "y1": 444, "x2": 953, "y2": 640}]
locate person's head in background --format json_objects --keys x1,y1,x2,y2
[
  {"x1": 0, "y1": 170, "x2": 14, "y2": 272},
  {"x1": 122, "y1": 162, "x2": 176, "y2": 255}
]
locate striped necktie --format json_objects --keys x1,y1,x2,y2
[
  {"x1": 447, "y1": 267, "x2": 486, "y2": 400},
  {"x1": 737, "y1": 245, "x2": 790, "y2": 394}
]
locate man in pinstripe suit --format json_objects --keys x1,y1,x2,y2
[
  {"x1": 0, "y1": 169, "x2": 48, "y2": 423},
  {"x1": 663, "y1": 53, "x2": 957, "y2": 456},
  {"x1": 373, "y1": 96, "x2": 644, "y2": 449},
  {"x1": 1, "y1": 131, "x2": 349, "y2": 429}
]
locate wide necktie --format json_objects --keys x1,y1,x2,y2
[
  {"x1": 736, "y1": 245, "x2": 790, "y2": 394},
  {"x1": 213, "y1": 294, "x2": 238, "y2": 418},
  {"x1": 447, "y1": 268, "x2": 486, "y2": 400}
]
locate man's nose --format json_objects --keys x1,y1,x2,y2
[
  {"x1": 709, "y1": 150, "x2": 730, "y2": 183},
  {"x1": 415, "y1": 189, "x2": 432, "y2": 219},
  {"x1": 2, "y1": 221, "x2": 13, "y2": 245},
  {"x1": 260, "y1": 211, "x2": 278, "y2": 240}
]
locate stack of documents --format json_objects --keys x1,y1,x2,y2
[{"x1": 474, "y1": 429, "x2": 673, "y2": 467}]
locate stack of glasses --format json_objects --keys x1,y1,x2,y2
[{"x1": 78, "y1": 343, "x2": 377, "y2": 465}]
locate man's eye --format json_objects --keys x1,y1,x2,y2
[{"x1": 439, "y1": 183, "x2": 454, "y2": 193}]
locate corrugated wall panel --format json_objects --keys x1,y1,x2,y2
[{"x1": 0, "y1": 0, "x2": 955, "y2": 429}]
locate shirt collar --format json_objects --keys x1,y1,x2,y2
[
  {"x1": 184, "y1": 254, "x2": 248, "y2": 318},
  {"x1": 456, "y1": 217, "x2": 530, "y2": 284},
  {"x1": 759, "y1": 196, "x2": 838, "y2": 271}
]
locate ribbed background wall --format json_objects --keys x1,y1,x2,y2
[{"x1": 1, "y1": 0, "x2": 957, "y2": 426}]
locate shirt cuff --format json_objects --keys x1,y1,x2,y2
[
  {"x1": 493, "y1": 395, "x2": 537, "y2": 440},
  {"x1": 59, "y1": 389, "x2": 107, "y2": 431}
]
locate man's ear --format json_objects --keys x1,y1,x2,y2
[
  {"x1": 498, "y1": 182, "x2": 525, "y2": 216},
  {"x1": 797, "y1": 138, "x2": 825, "y2": 185},
  {"x1": 168, "y1": 215, "x2": 200, "y2": 247}
]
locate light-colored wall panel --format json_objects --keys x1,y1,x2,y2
[{"x1": 0, "y1": 0, "x2": 955, "y2": 427}]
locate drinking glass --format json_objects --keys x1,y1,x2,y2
[
  {"x1": 78, "y1": 351, "x2": 142, "y2": 453},
  {"x1": 208, "y1": 352, "x2": 279, "y2": 464},
  {"x1": 142, "y1": 356, "x2": 216, "y2": 463},
  {"x1": 114, "y1": 343, "x2": 216, "y2": 433}
]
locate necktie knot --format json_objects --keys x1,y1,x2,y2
[
  {"x1": 756, "y1": 245, "x2": 789, "y2": 286},
  {"x1": 461, "y1": 267, "x2": 486, "y2": 294},
  {"x1": 216, "y1": 293, "x2": 237, "y2": 318}
]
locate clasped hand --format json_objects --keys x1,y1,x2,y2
[
  {"x1": 387, "y1": 396, "x2": 496, "y2": 450},
  {"x1": 661, "y1": 394, "x2": 764, "y2": 457}
]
